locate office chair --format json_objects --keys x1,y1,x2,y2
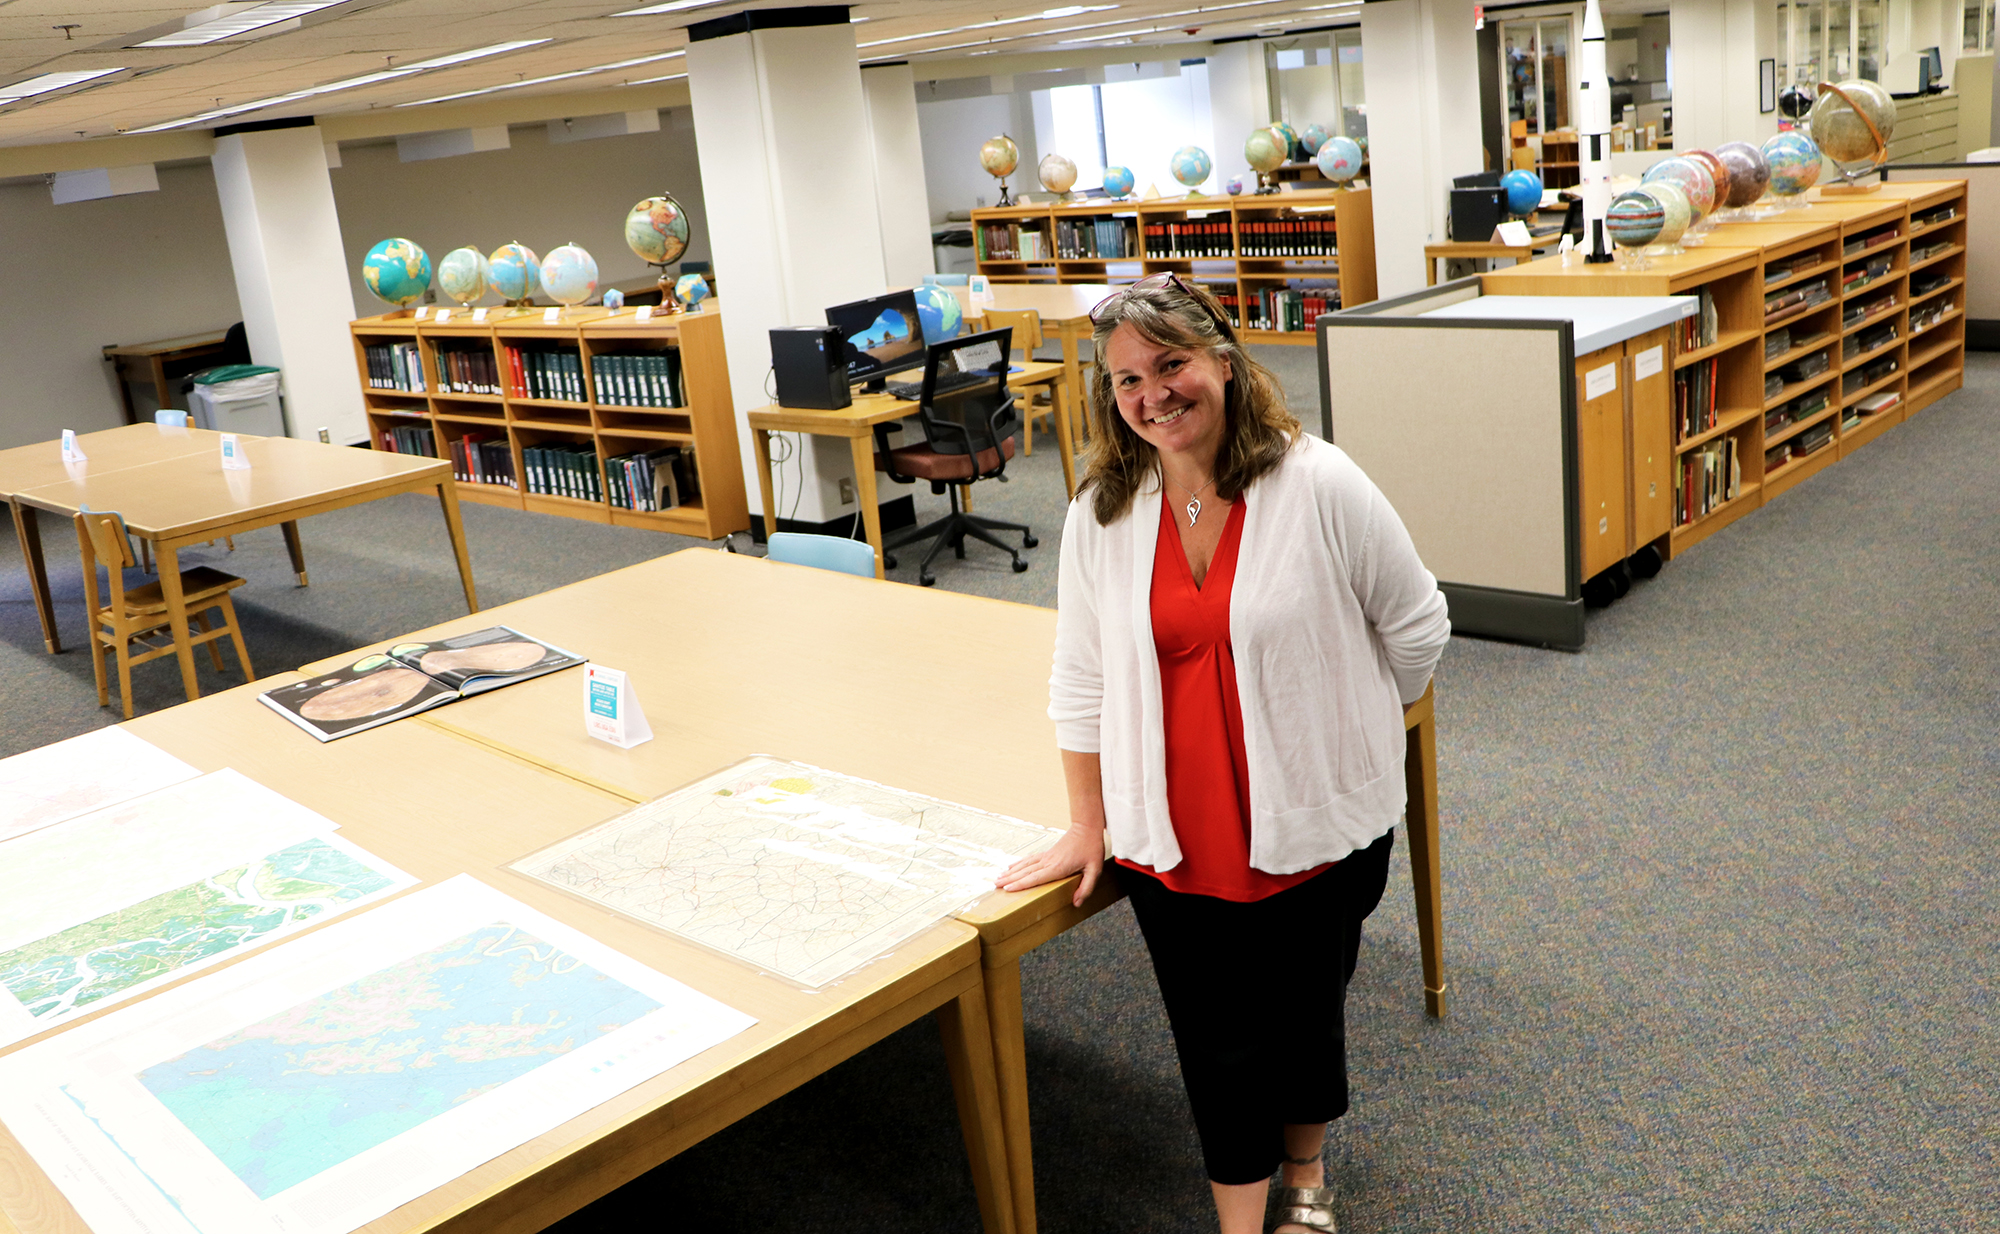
[
  {"x1": 873, "y1": 328, "x2": 1036, "y2": 587},
  {"x1": 921, "y1": 273, "x2": 971, "y2": 286},
  {"x1": 766, "y1": 532, "x2": 876, "y2": 579}
]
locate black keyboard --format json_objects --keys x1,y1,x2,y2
[{"x1": 886, "y1": 370, "x2": 985, "y2": 402}]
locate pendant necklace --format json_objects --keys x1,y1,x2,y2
[{"x1": 1170, "y1": 474, "x2": 1218, "y2": 527}]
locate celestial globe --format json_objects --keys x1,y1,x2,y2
[
  {"x1": 539, "y1": 244, "x2": 599, "y2": 308},
  {"x1": 675, "y1": 273, "x2": 710, "y2": 310},
  {"x1": 1314, "y1": 136, "x2": 1364, "y2": 184},
  {"x1": 1039, "y1": 153, "x2": 1079, "y2": 195},
  {"x1": 1500, "y1": 169, "x2": 1543, "y2": 216},
  {"x1": 362, "y1": 238, "x2": 431, "y2": 309},
  {"x1": 1686, "y1": 150, "x2": 1735, "y2": 212},
  {"x1": 1762, "y1": 130, "x2": 1823, "y2": 197},
  {"x1": 979, "y1": 135, "x2": 1021, "y2": 179},
  {"x1": 1714, "y1": 141, "x2": 1771, "y2": 208},
  {"x1": 1300, "y1": 124, "x2": 1329, "y2": 156},
  {"x1": 1809, "y1": 80, "x2": 1897, "y2": 178},
  {"x1": 435, "y1": 245, "x2": 489, "y2": 307},
  {"x1": 911, "y1": 284, "x2": 964, "y2": 346},
  {"x1": 1637, "y1": 181, "x2": 1691, "y2": 245},
  {"x1": 1642, "y1": 156, "x2": 1718, "y2": 221},
  {"x1": 1606, "y1": 190, "x2": 1666, "y2": 249},
  {"x1": 488, "y1": 243, "x2": 541, "y2": 303},
  {"x1": 1169, "y1": 145, "x2": 1213, "y2": 192},
  {"x1": 624, "y1": 195, "x2": 690, "y2": 266},
  {"x1": 1245, "y1": 127, "x2": 1289, "y2": 175},
  {"x1": 1102, "y1": 165, "x2": 1135, "y2": 197},
  {"x1": 1778, "y1": 83, "x2": 1815, "y2": 121}
]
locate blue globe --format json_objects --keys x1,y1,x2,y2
[
  {"x1": 912, "y1": 284, "x2": 964, "y2": 345},
  {"x1": 1500, "y1": 169, "x2": 1544, "y2": 216},
  {"x1": 1314, "y1": 136, "x2": 1363, "y2": 183},
  {"x1": 1102, "y1": 165, "x2": 1135, "y2": 197},
  {"x1": 1301, "y1": 124, "x2": 1329, "y2": 156},
  {"x1": 1169, "y1": 145, "x2": 1212, "y2": 191},
  {"x1": 362, "y1": 238, "x2": 431, "y2": 308}
]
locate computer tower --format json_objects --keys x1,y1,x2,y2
[
  {"x1": 770, "y1": 325, "x2": 850, "y2": 410},
  {"x1": 1449, "y1": 186, "x2": 1505, "y2": 242}
]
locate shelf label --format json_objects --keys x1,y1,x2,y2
[
  {"x1": 434, "y1": 308, "x2": 452, "y2": 323},
  {"x1": 1634, "y1": 345, "x2": 1663, "y2": 379},
  {"x1": 414, "y1": 306, "x2": 430, "y2": 320},
  {"x1": 543, "y1": 307, "x2": 561, "y2": 323},
  {"x1": 471, "y1": 307, "x2": 489, "y2": 322},
  {"x1": 584, "y1": 663, "x2": 653, "y2": 749},
  {"x1": 636, "y1": 305, "x2": 654, "y2": 321},
  {"x1": 1585, "y1": 362, "x2": 1618, "y2": 401}
]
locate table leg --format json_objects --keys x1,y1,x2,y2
[
  {"x1": 1404, "y1": 702, "x2": 1446, "y2": 1018},
  {"x1": 847, "y1": 435, "x2": 886, "y2": 580},
  {"x1": 434, "y1": 480, "x2": 479, "y2": 613},
  {"x1": 153, "y1": 543, "x2": 202, "y2": 705},
  {"x1": 1054, "y1": 332, "x2": 1080, "y2": 500},
  {"x1": 983, "y1": 958, "x2": 1037, "y2": 1234},
  {"x1": 935, "y1": 978, "x2": 1019, "y2": 1234},
  {"x1": 279, "y1": 520, "x2": 309, "y2": 586},
  {"x1": 10, "y1": 501, "x2": 61, "y2": 654},
  {"x1": 752, "y1": 427, "x2": 779, "y2": 544}
]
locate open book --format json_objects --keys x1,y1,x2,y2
[{"x1": 259, "y1": 626, "x2": 583, "y2": 741}]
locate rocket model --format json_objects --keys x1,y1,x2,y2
[{"x1": 1578, "y1": 0, "x2": 1614, "y2": 262}]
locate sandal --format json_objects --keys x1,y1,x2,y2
[{"x1": 1270, "y1": 1185, "x2": 1338, "y2": 1233}]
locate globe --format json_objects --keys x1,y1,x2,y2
[
  {"x1": 1244, "y1": 127, "x2": 1288, "y2": 175},
  {"x1": 362, "y1": 238, "x2": 431, "y2": 309},
  {"x1": 1762, "y1": 130, "x2": 1823, "y2": 197},
  {"x1": 1637, "y1": 181, "x2": 1691, "y2": 245},
  {"x1": 1778, "y1": 83, "x2": 1815, "y2": 120},
  {"x1": 539, "y1": 244, "x2": 599, "y2": 307},
  {"x1": 1500, "y1": 169, "x2": 1543, "y2": 216},
  {"x1": 1809, "y1": 79, "x2": 1897, "y2": 177},
  {"x1": 1687, "y1": 150, "x2": 1735, "y2": 213},
  {"x1": 603, "y1": 288, "x2": 625, "y2": 312},
  {"x1": 911, "y1": 284, "x2": 963, "y2": 345},
  {"x1": 1268, "y1": 120, "x2": 1299, "y2": 158},
  {"x1": 435, "y1": 246, "x2": 489, "y2": 307},
  {"x1": 1169, "y1": 146, "x2": 1213, "y2": 192},
  {"x1": 1226, "y1": 175, "x2": 1246, "y2": 196},
  {"x1": 1102, "y1": 165, "x2": 1135, "y2": 197},
  {"x1": 488, "y1": 243, "x2": 540, "y2": 303},
  {"x1": 624, "y1": 195, "x2": 690, "y2": 266},
  {"x1": 1315, "y1": 136, "x2": 1363, "y2": 184},
  {"x1": 1642, "y1": 156, "x2": 1717, "y2": 221},
  {"x1": 1714, "y1": 141, "x2": 1771, "y2": 208},
  {"x1": 1300, "y1": 124, "x2": 1329, "y2": 156},
  {"x1": 1606, "y1": 190, "x2": 1665, "y2": 248},
  {"x1": 1038, "y1": 153, "x2": 1078, "y2": 194},
  {"x1": 979, "y1": 135, "x2": 1020, "y2": 179},
  {"x1": 675, "y1": 273, "x2": 710, "y2": 309}
]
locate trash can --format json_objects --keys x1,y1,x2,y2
[{"x1": 187, "y1": 364, "x2": 285, "y2": 437}]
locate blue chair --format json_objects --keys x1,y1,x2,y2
[
  {"x1": 922, "y1": 273, "x2": 971, "y2": 286},
  {"x1": 155, "y1": 409, "x2": 188, "y2": 427},
  {"x1": 765, "y1": 532, "x2": 876, "y2": 579}
]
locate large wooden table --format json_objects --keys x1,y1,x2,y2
[
  {"x1": 0, "y1": 676, "x2": 1015, "y2": 1234},
  {"x1": 296, "y1": 548, "x2": 1447, "y2": 1234},
  {"x1": 1, "y1": 426, "x2": 478, "y2": 680},
  {"x1": 952, "y1": 284, "x2": 1109, "y2": 500},
  {"x1": 100, "y1": 332, "x2": 234, "y2": 426},
  {"x1": 744, "y1": 359, "x2": 1063, "y2": 579}
]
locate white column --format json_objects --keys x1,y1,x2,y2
[
  {"x1": 1362, "y1": 0, "x2": 1484, "y2": 298},
  {"x1": 860, "y1": 62, "x2": 937, "y2": 288},
  {"x1": 1206, "y1": 41, "x2": 1269, "y2": 189},
  {"x1": 211, "y1": 124, "x2": 366, "y2": 443},
  {"x1": 687, "y1": 9, "x2": 890, "y2": 527},
  {"x1": 1670, "y1": 0, "x2": 1779, "y2": 153}
]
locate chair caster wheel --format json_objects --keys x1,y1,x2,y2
[
  {"x1": 884, "y1": 554, "x2": 897, "y2": 570},
  {"x1": 919, "y1": 573, "x2": 936, "y2": 587},
  {"x1": 1023, "y1": 534, "x2": 1039, "y2": 548},
  {"x1": 1012, "y1": 559, "x2": 1029, "y2": 573}
]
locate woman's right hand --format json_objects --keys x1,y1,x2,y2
[{"x1": 996, "y1": 824, "x2": 1105, "y2": 907}]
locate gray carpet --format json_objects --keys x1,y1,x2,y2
[{"x1": 0, "y1": 348, "x2": 1991, "y2": 1232}]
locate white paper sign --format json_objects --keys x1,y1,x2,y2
[
  {"x1": 414, "y1": 306, "x2": 430, "y2": 320},
  {"x1": 59, "y1": 429, "x2": 86, "y2": 463},
  {"x1": 543, "y1": 306, "x2": 561, "y2": 323},
  {"x1": 636, "y1": 305, "x2": 655, "y2": 322},
  {"x1": 968, "y1": 274, "x2": 992, "y2": 302},
  {"x1": 1493, "y1": 220, "x2": 1534, "y2": 246},
  {"x1": 433, "y1": 308, "x2": 452, "y2": 323},
  {"x1": 471, "y1": 307, "x2": 489, "y2": 322},
  {"x1": 585, "y1": 663, "x2": 653, "y2": 749},
  {"x1": 1584, "y1": 362, "x2": 1618, "y2": 401},
  {"x1": 219, "y1": 434, "x2": 251, "y2": 471},
  {"x1": 1634, "y1": 344, "x2": 1663, "y2": 380}
]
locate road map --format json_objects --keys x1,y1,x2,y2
[{"x1": 511, "y1": 756, "x2": 1059, "y2": 987}]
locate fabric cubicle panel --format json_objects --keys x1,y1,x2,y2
[{"x1": 1884, "y1": 163, "x2": 1998, "y2": 348}]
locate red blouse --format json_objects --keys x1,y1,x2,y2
[{"x1": 1117, "y1": 494, "x2": 1328, "y2": 901}]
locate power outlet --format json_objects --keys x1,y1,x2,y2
[
  {"x1": 316, "y1": 427, "x2": 331, "y2": 443},
  {"x1": 838, "y1": 477, "x2": 856, "y2": 504}
]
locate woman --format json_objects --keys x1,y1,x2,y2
[{"x1": 998, "y1": 275, "x2": 1450, "y2": 1234}]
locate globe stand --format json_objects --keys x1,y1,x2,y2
[
  {"x1": 1770, "y1": 193, "x2": 1811, "y2": 211},
  {"x1": 1614, "y1": 245, "x2": 1652, "y2": 271},
  {"x1": 1682, "y1": 217, "x2": 1711, "y2": 247},
  {"x1": 1254, "y1": 171, "x2": 1281, "y2": 196},
  {"x1": 652, "y1": 265, "x2": 685, "y2": 314},
  {"x1": 995, "y1": 178, "x2": 1013, "y2": 207},
  {"x1": 1643, "y1": 240, "x2": 1686, "y2": 258},
  {"x1": 502, "y1": 298, "x2": 535, "y2": 317}
]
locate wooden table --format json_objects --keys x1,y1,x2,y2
[
  {"x1": 745, "y1": 360, "x2": 1063, "y2": 579},
  {"x1": 295, "y1": 549, "x2": 1448, "y2": 1234},
  {"x1": 1423, "y1": 241, "x2": 1547, "y2": 286},
  {"x1": 101, "y1": 331, "x2": 235, "y2": 426},
  {"x1": 954, "y1": 283, "x2": 1110, "y2": 499},
  {"x1": 4, "y1": 428, "x2": 478, "y2": 683},
  {"x1": 0, "y1": 676, "x2": 1015, "y2": 1234}
]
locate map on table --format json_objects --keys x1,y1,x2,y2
[
  {"x1": 0, "y1": 768, "x2": 415, "y2": 1047},
  {"x1": 0, "y1": 726, "x2": 199, "y2": 845},
  {"x1": 511, "y1": 755, "x2": 1060, "y2": 987},
  {"x1": 0, "y1": 876, "x2": 756, "y2": 1234}
]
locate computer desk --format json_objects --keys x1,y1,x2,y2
[
  {"x1": 951, "y1": 284, "x2": 1111, "y2": 500},
  {"x1": 744, "y1": 359, "x2": 1065, "y2": 579},
  {"x1": 293, "y1": 548, "x2": 1448, "y2": 1234}
]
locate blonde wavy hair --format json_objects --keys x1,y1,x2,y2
[{"x1": 1081, "y1": 278, "x2": 1300, "y2": 526}]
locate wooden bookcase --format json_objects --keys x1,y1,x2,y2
[
  {"x1": 1479, "y1": 178, "x2": 1968, "y2": 560},
  {"x1": 349, "y1": 306, "x2": 748, "y2": 540},
  {"x1": 972, "y1": 187, "x2": 1376, "y2": 343}
]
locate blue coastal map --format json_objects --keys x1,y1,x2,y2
[{"x1": 132, "y1": 922, "x2": 663, "y2": 1199}]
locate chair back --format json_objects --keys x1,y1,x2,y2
[
  {"x1": 155, "y1": 409, "x2": 189, "y2": 427},
  {"x1": 766, "y1": 532, "x2": 877, "y2": 578},
  {"x1": 981, "y1": 308, "x2": 1043, "y2": 358},
  {"x1": 923, "y1": 273, "x2": 971, "y2": 286},
  {"x1": 918, "y1": 328, "x2": 1018, "y2": 464},
  {"x1": 75, "y1": 509, "x2": 137, "y2": 619}
]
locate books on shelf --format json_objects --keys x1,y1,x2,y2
[
  {"x1": 1764, "y1": 277, "x2": 1831, "y2": 324},
  {"x1": 1841, "y1": 253, "x2": 1893, "y2": 294},
  {"x1": 1842, "y1": 322, "x2": 1898, "y2": 362},
  {"x1": 1674, "y1": 356, "x2": 1719, "y2": 440},
  {"x1": 363, "y1": 342, "x2": 425, "y2": 392},
  {"x1": 604, "y1": 447, "x2": 700, "y2": 512},
  {"x1": 1675, "y1": 435, "x2": 1740, "y2": 526},
  {"x1": 1055, "y1": 216, "x2": 1139, "y2": 259},
  {"x1": 259, "y1": 627, "x2": 582, "y2": 742},
  {"x1": 447, "y1": 433, "x2": 517, "y2": 489},
  {"x1": 977, "y1": 221, "x2": 1047, "y2": 261},
  {"x1": 1910, "y1": 239, "x2": 1953, "y2": 265},
  {"x1": 1912, "y1": 203, "x2": 1957, "y2": 229},
  {"x1": 1772, "y1": 351, "x2": 1830, "y2": 385},
  {"x1": 1143, "y1": 217, "x2": 1234, "y2": 258},
  {"x1": 1240, "y1": 283, "x2": 1340, "y2": 333},
  {"x1": 1842, "y1": 226, "x2": 1899, "y2": 258},
  {"x1": 1764, "y1": 255, "x2": 1820, "y2": 284},
  {"x1": 522, "y1": 442, "x2": 604, "y2": 502},
  {"x1": 1766, "y1": 387, "x2": 1831, "y2": 436},
  {"x1": 380, "y1": 424, "x2": 438, "y2": 457},
  {"x1": 589, "y1": 351, "x2": 683, "y2": 408},
  {"x1": 1854, "y1": 390, "x2": 1901, "y2": 415},
  {"x1": 1235, "y1": 216, "x2": 1337, "y2": 258},
  {"x1": 1910, "y1": 298, "x2": 1954, "y2": 334},
  {"x1": 1842, "y1": 291, "x2": 1897, "y2": 330},
  {"x1": 1910, "y1": 270, "x2": 1952, "y2": 299},
  {"x1": 1795, "y1": 420, "x2": 1834, "y2": 456},
  {"x1": 505, "y1": 346, "x2": 584, "y2": 401},
  {"x1": 435, "y1": 345, "x2": 500, "y2": 395},
  {"x1": 1682, "y1": 288, "x2": 1720, "y2": 347}
]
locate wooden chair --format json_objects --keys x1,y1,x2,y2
[
  {"x1": 979, "y1": 308, "x2": 1063, "y2": 456},
  {"x1": 75, "y1": 509, "x2": 254, "y2": 718}
]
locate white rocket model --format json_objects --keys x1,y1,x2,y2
[{"x1": 1578, "y1": 0, "x2": 1614, "y2": 263}]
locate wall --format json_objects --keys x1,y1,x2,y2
[
  {"x1": 917, "y1": 89, "x2": 1039, "y2": 223},
  {"x1": 329, "y1": 115, "x2": 711, "y2": 314},
  {"x1": 0, "y1": 163, "x2": 242, "y2": 448},
  {"x1": 1365, "y1": 0, "x2": 1485, "y2": 297}
]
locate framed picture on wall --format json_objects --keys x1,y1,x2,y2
[{"x1": 1760, "y1": 59, "x2": 1778, "y2": 113}]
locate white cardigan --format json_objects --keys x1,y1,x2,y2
[{"x1": 1048, "y1": 433, "x2": 1451, "y2": 875}]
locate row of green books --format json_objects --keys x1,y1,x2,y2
[
  {"x1": 605, "y1": 447, "x2": 700, "y2": 512},
  {"x1": 506, "y1": 346, "x2": 584, "y2": 402},
  {"x1": 591, "y1": 352, "x2": 683, "y2": 408},
  {"x1": 523, "y1": 443, "x2": 603, "y2": 502}
]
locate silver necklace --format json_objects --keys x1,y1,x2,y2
[{"x1": 1169, "y1": 474, "x2": 1218, "y2": 527}]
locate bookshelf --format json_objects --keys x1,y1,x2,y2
[
  {"x1": 1478, "y1": 178, "x2": 1968, "y2": 561},
  {"x1": 349, "y1": 306, "x2": 748, "y2": 540},
  {"x1": 972, "y1": 187, "x2": 1377, "y2": 343}
]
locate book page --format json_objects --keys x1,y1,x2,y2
[{"x1": 385, "y1": 625, "x2": 583, "y2": 695}]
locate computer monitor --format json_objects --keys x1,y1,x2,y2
[
  {"x1": 1920, "y1": 47, "x2": 1942, "y2": 92},
  {"x1": 826, "y1": 289, "x2": 926, "y2": 392},
  {"x1": 1453, "y1": 170, "x2": 1501, "y2": 189}
]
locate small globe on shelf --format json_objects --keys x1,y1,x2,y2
[
  {"x1": 1102, "y1": 165, "x2": 1135, "y2": 198},
  {"x1": 362, "y1": 238, "x2": 431, "y2": 310},
  {"x1": 540, "y1": 244, "x2": 599, "y2": 313},
  {"x1": 980, "y1": 135, "x2": 1021, "y2": 204},
  {"x1": 1637, "y1": 181, "x2": 1691, "y2": 256},
  {"x1": 435, "y1": 245, "x2": 489, "y2": 307},
  {"x1": 603, "y1": 288, "x2": 626, "y2": 313},
  {"x1": 1606, "y1": 190, "x2": 1665, "y2": 269},
  {"x1": 911, "y1": 284, "x2": 963, "y2": 345},
  {"x1": 488, "y1": 243, "x2": 541, "y2": 307},
  {"x1": 1713, "y1": 141, "x2": 1772, "y2": 215},
  {"x1": 1314, "y1": 136, "x2": 1363, "y2": 185},
  {"x1": 1761, "y1": 130, "x2": 1823, "y2": 206},
  {"x1": 1268, "y1": 120, "x2": 1299, "y2": 160},
  {"x1": 675, "y1": 273, "x2": 710, "y2": 312},
  {"x1": 1778, "y1": 83, "x2": 1815, "y2": 121},
  {"x1": 1685, "y1": 150, "x2": 1735, "y2": 222},
  {"x1": 1809, "y1": 80, "x2": 1897, "y2": 187},
  {"x1": 1038, "y1": 153, "x2": 1078, "y2": 198},
  {"x1": 1499, "y1": 169, "x2": 1542, "y2": 217},
  {"x1": 1226, "y1": 174, "x2": 1246, "y2": 196},
  {"x1": 1300, "y1": 124, "x2": 1329, "y2": 156},
  {"x1": 1169, "y1": 145, "x2": 1213, "y2": 197},
  {"x1": 1244, "y1": 127, "x2": 1289, "y2": 193}
]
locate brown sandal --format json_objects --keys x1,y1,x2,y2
[{"x1": 1270, "y1": 1185, "x2": 1338, "y2": 1233}]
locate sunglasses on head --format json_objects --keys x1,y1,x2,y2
[{"x1": 1090, "y1": 272, "x2": 1234, "y2": 338}]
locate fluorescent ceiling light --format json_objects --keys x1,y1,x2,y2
[
  {"x1": 859, "y1": 5, "x2": 1117, "y2": 48},
  {"x1": 400, "y1": 40, "x2": 552, "y2": 71},
  {"x1": 626, "y1": 72, "x2": 688, "y2": 84},
  {"x1": 0, "y1": 68, "x2": 127, "y2": 104},
  {"x1": 137, "y1": 0, "x2": 345, "y2": 48},
  {"x1": 398, "y1": 50, "x2": 683, "y2": 107},
  {"x1": 612, "y1": 0, "x2": 731, "y2": 15}
]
